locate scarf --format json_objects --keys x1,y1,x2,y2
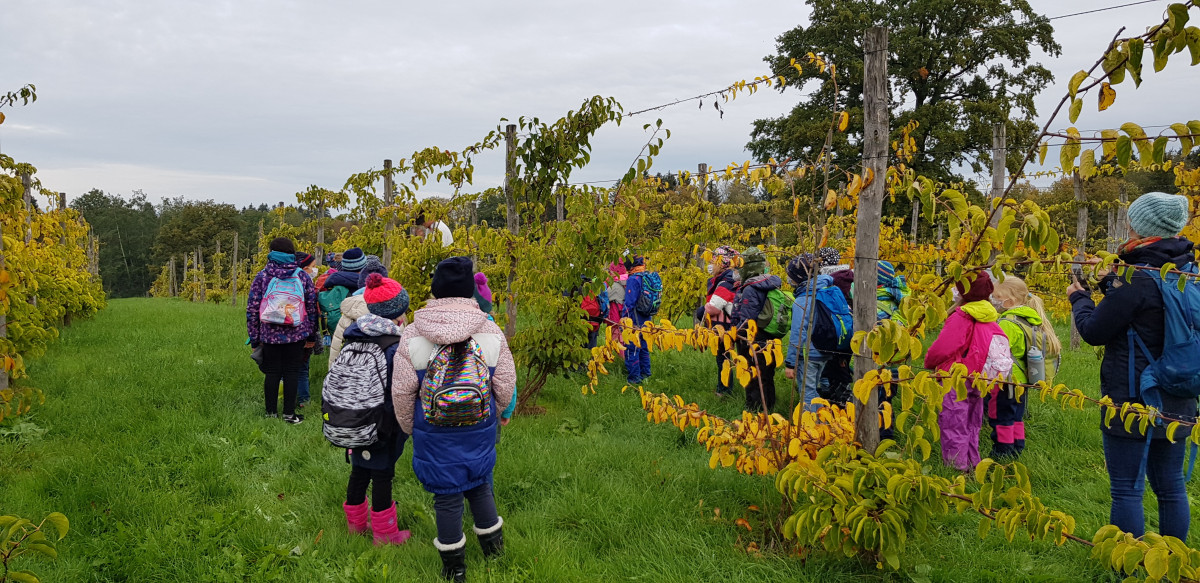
[
  {"x1": 268, "y1": 251, "x2": 296, "y2": 264},
  {"x1": 1117, "y1": 235, "x2": 1164, "y2": 256}
]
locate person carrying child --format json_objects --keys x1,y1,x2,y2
[
  {"x1": 924, "y1": 271, "x2": 1013, "y2": 472},
  {"x1": 392, "y1": 257, "x2": 516, "y2": 582},
  {"x1": 702, "y1": 246, "x2": 741, "y2": 397},
  {"x1": 988, "y1": 275, "x2": 1060, "y2": 458},
  {"x1": 324, "y1": 273, "x2": 412, "y2": 545}
]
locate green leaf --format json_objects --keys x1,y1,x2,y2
[
  {"x1": 44, "y1": 512, "x2": 68, "y2": 541},
  {"x1": 1104, "y1": 46, "x2": 1128, "y2": 84},
  {"x1": 1128, "y1": 38, "x2": 1145, "y2": 86},
  {"x1": 1171, "y1": 122, "x2": 1194, "y2": 155},
  {"x1": 1079, "y1": 148, "x2": 1097, "y2": 179},
  {"x1": 974, "y1": 458, "x2": 995, "y2": 484},
  {"x1": 1122, "y1": 545, "x2": 1144, "y2": 575},
  {"x1": 978, "y1": 516, "x2": 992, "y2": 540},
  {"x1": 7, "y1": 570, "x2": 40, "y2": 583},
  {"x1": 1153, "y1": 136, "x2": 1169, "y2": 165},
  {"x1": 1169, "y1": 3, "x2": 1191, "y2": 30},
  {"x1": 1116, "y1": 135, "x2": 1133, "y2": 168},
  {"x1": 1187, "y1": 26, "x2": 1200, "y2": 65},
  {"x1": 1069, "y1": 98, "x2": 1083, "y2": 124},
  {"x1": 1067, "y1": 70, "x2": 1089, "y2": 97}
]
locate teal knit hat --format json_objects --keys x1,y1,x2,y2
[{"x1": 1128, "y1": 192, "x2": 1189, "y2": 238}]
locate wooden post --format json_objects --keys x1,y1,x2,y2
[
  {"x1": 1071, "y1": 171, "x2": 1086, "y2": 350},
  {"x1": 556, "y1": 186, "x2": 565, "y2": 222},
  {"x1": 58, "y1": 193, "x2": 68, "y2": 246},
  {"x1": 170, "y1": 255, "x2": 177, "y2": 297},
  {"x1": 182, "y1": 253, "x2": 190, "y2": 300},
  {"x1": 936, "y1": 220, "x2": 944, "y2": 275},
  {"x1": 910, "y1": 199, "x2": 919, "y2": 245},
  {"x1": 1116, "y1": 183, "x2": 1129, "y2": 242},
  {"x1": 20, "y1": 172, "x2": 32, "y2": 247},
  {"x1": 852, "y1": 26, "x2": 888, "y2": 452},
  {"x1": 0, "y1": 216, "x2": 8, "y2": 391},
  {"x1": 316, "y1": 198, "x2": 325, "y2": 268},
  {"x1": 257, "y1": 220, "x2": 264, "y2": 260},
  {"x1": 990, "y1": 123, "x2": 1006, "y2": 228},
  {"x1": 199, "y1": 248, "x2": 207, "y2": 303},
  {"x1": 382, "y1": 159, "x2": 394, "y2": 269},
  {"x1": 231, "y1": 232, "x2": 239, "y2": 306},
  {"x1": 503, "y1": 124, "x2": 519, "y2": 339},
  {"x1": 1107, "y1": 208, "x2": 1117, "y2": 253},
  {"x1": 698, "y1": 163, "x2": 708, "y2": 202}
]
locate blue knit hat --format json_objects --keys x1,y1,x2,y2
[
  {"x1": 340, "y1": 247, "x2": 367, "y2": 271},
  {"x1": 1128, "y1": 192, "x2": 1190, "y2": 238}
]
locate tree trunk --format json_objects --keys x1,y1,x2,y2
[
  {"x1": 1071, "y1": 171, "x2": 1086, "y2": 350},
  {"x1": 504, "y1": 124, "x2": 519, "y2": 339}
]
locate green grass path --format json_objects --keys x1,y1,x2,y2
[{"x1": 2, "y1": 299, "x2": 1196, "y2": 581}]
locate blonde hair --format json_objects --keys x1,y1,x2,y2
[{"x1": 992, "y1": 276, "x2": 1062, "y2": 359}]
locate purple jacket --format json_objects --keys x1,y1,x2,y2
[{"x1": 246, "y1": 260, "x2": 320, "y2": 345}]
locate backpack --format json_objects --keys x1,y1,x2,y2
[
  {"x1": 756, "y1": 288, "x2": 794, "y2": 339},
  {"x1": 260, "y1": 268, "x2": 307, "y2": 327},
  {"x1": 808, "y1": 286, "x2": 853, "y2": 353},
  {"x1": 321, "y1": 336, "x2": 400, "y2": 448},
  {"x1": 318, "y1": 286, "x2": 351, "y2": 333},
  {"x1": 581, "y1": 294, "x2": 603, "y2": 331},
  {"x1": 420, "y1": 337, "x2": 493, "y2": 427},
  {"x1": 634, "y1": 272, "x2": 663, "y2": 316},
  {"x1": 1127, "y1": 262, "x2": 1200, "y2": 480},
  {"x1": 1001, "y1": 316, "x2": 1047, "y2": 385}
]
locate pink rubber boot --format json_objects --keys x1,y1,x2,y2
[
  {"x1": 343, "y1": 500, "x2": 370, "y2": 535},
  {"x1": 370, "y1": 502, "x2": 412, "y2": 545}
]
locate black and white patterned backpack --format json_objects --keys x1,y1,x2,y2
[{"x1": 321, "y1": 336, "x2": 400, "y2": 448}]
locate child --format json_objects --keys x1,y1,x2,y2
[
  {"x1": 924, "y1": 271, "x2": 1013, "y2": 472},
  {"x1": 702, "y1": 246, "x2": 740, "y2": 396},
  {"x1": 329, "y1": 258, "x2": 389, "y2": 367},
  {"x1": 474, "y1": 272, "x2": 493, "y2": 314},
  {"x1": 989, "y1": 275, "x2": 1061, "y2": 458},
  {"x1": 330, "y1": 273, "x2": 412, "y2": 545},
  {"x1": 295, "y1": 252, "x2": 318, "y2": 407},
  {"x1": 875, "y1": 261, "x2": 909, "y2": 439},
  {"x1": 731, "y1": 247, "x2": 784, "y2": 412},
  {"x1": 783, "y1": 253, "x2": 838, "y2": 413},
  {"x1": 246, "y1": 237, "x2": 319, "y2": 424},
  {"x1": 392, "y1": 257, "x2": 516, "y2": 582},
  {"x1": 623, "y1": 254, "x2": 660, "y2": 385}
]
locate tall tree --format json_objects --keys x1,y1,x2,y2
[
  {"x1": 750, "y1": 0, "x2": 1060, "y2": 185},
  {"x1": 72, "y1": 189, "x2": 160, "y2": 297},
  {"x1": 152, "y1": 199, "x2": 241, "y2": 265}
]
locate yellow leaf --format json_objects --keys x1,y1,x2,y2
[
  {"x1": 837, "y1": 111, "x2": 849, "y2": 132},
  {"x1": 1098, "y1": 82, "x2": 1116, "y2": 111},
  {"x1": 823, "y1": 189, "x2": 837, "y2": 210},
  {"x1": 720, "y1": 360, "x2": 731, "y2": 387}
]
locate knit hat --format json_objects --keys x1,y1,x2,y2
[
  {"x1": 786, "y1": 253, "x2": 818, "y2": 288},
  {"x1": 474, "y1": 272, "x2": 493, "y2": 303},
  {"x1": 956, "y1": 271, "x2": 994, "y2": 303},
  {"x1": 295, "y1": 252, "x2": 315, "y2": 268},
  {"x1": 268, "y1": 237, "x2": 295, "y2": 254},
  {"x1": 624, "y1": 254, "x2": 645, "y2": 271},
  {"x1": 831, "y1": 269, "x2": 854, "y2": 301},
  {"x1": 357, "y1": 256, "x2": 388, "y2": 289},
  {"x1": 1128, "y1": 192, "x2": 1190, "y2": 238},
  {"x1": 741, "y1": 247, "x2": 768, "y2": 279},
  {"x1": 341, "y1": 247, "x2": 367, "y2": 271},
  {"x1": 363, "y1": 273, "x2": 409, "y2": 319},
  {"x1": 431, "y1": 256, "x2": 476, "y2": 299},
  {"x1": 711, "y1": 245, "x2": 741, "y2": 271},
  {"x1": 877, "y1": 260, "x2": 898, "y2": 288},
  {"x1": 817, "y1": 247, "x2": 841, "y2": 267}
]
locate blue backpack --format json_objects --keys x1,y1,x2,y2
[
  {"x1": 634, "y1": 272, "x2": 663, "y2": 316},
  {"x1": 808, "y1": 286, "x2": 853, "y2": 353},
  {"x1": 1128, "y1": 262, "x2": 1200, "y2": 479}
]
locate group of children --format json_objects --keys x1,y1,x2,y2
[{"x1": 247, "y1": 239, "x2": 514, "y2": 582}]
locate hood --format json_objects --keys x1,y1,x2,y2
[
  {"x1": 262, "y1": 261, "x2": 300, "y2": 279},
  {"x1": 340, "y1": 294, "x2": 369, "y2": 320},
  {"x1": 344, "y1": 313, "x2": 405, "y2": 341},
  {"x1": 744, "y1": 274, "x2": 782, "y2": 292},
  {"x1": 1000, "y1": 305, "x2": 1042, "y2": 326},
  {"x1": 795, "y1": 274, "x2": 834, "y2": 295},
  {"x1": 960, "y1": 300, "x2": 999, "y2": 323},
  {"x1": 324, "y1": 269, "x2": 361, "y2": 291},
  {"x1": 410, "y1": 297, "x2": 491, "y2": 345},
  {"x1": 1119, "y1": 236, "x2": 1195, "y2": 268}
]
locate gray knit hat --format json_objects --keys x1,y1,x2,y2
[
  {"x1": 356, "y1": 256, "x2": 387, "y2": 288},
  {"x1": 1128, "y1": 192, "x2": 1190, "y2": 238}
]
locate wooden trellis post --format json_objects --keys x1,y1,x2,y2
[{"x1": 231, "y1": 232, "x2": 239, "y2": 306}]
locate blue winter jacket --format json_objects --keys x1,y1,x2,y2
[
  {"x1": 323, "y1": 269, "x2": 362, "y2": 292},
  {"x1": 623, "y1": 271, "x2": 649, "y2": 325},
  {"x1": 785, "y1": 274, "x2": 835, "y2": 368}
]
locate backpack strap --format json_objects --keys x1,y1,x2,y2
[{"x1": 407, "y1": 333, "x2": 502, "y2": 371}]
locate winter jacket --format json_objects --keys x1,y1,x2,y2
[
  {"x1": 341, "y1": 316, "x2": 407, "y2": 471},
  {"x1": 785, "y1": 274, "x2": 835, "y2": 368},
  {"x1": 703, "y1": 268, "x2": 739, "y2": 325},
  {"x1": 997, "y1": 306, "x2": 1044, "y2": 386},
  {"x1": 391, "y1": 298, "x2": 517, "y2": 495},
  {"x1": 1070, "y1": 237, "x2": 1199, "y2": 439},
  {"x1": 323, "y1": 269, "x2": 361, "y2": 292},
  {"x1": 623, "y1": 271, "x2": 650, "y2": 325},
  {"x1": 732, "y1": 275, "x2": 783, "y2": 326},
  {"x1": 329, "y1": 294, "x2": 369, "y2": 368},
  {"x1": 246, "y1": 259, "x2": 319, "y2": 345},
  {"x1": 924, "y1": 301, "x2": 1011, "y2": 382}
]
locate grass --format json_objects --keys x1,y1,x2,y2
[{"x1": 1, "y1": 299, "x2": 1197, "y2": 581}]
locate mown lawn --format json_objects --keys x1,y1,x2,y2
[{"x1": 2, "y1": 298, "x2": 1197, "y2": 581}]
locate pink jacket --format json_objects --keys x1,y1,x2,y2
[{"x1": 924, "y1": 301, "x2": 1009, "y2": 375}]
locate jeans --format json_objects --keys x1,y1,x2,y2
[
  {"x1": 347, "y1": 465, "x2": 395, "y2": 512},
  {"x1": 433, "y1": 482, "x2": 500, "y2": 544},
  {"x1": 738, "y1": 339, "x2": 776, "y2": 413},
  {"x1": 794, "y1": 358, "x2": 827, "y2": 413},
  {"x1": 625, "y1": 337, "x2": 651, "y2": 384},
  {"x1": 297, "y1": 355, "x2": 311, "y2": 405},
  {"x1": 262, "y1": 341, "x2": 305, "y2": 416},
  {"x1": 1103, "y1": 433, "x2": 1190, "y2": 540}
]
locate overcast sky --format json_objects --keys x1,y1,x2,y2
[{"x1": 2, "y1": 0, "x2": 1193, "y2": 208}]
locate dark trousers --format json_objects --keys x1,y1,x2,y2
[
  {"x1": 433, "y1": 482, "x2": 500, "y2": 544},
  {"x1": 738, "y1": 339, "x2": 776, "y2": 413},
  {"x1": 262, "y1": 341, "x2": 305, "y2": 416},
  {"x1": 347, "y1": 466, "x2": 395, "y2": 512},
  {"x1": 1103, "y1": 433, "x2": 1190, "y2": 540},
  {"x1": 986, "y1": 385, "x2": 1028, "y2": 458}
]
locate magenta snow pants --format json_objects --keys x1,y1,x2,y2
[{"x1": 939, "y1": 388, "x2": 984, "y2": 472}]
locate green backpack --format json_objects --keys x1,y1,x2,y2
[
  {"x1": 756, "y1": 288, "x2": 794, "y2": 339},
  {"x1": 318, "y1": 286, "x2": 350, "y2": 333}
]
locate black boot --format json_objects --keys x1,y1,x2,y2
[
  {"x1": 474, "y1": 516, "x2": 504, "y2": 558},
  {"x1": 435, "y1": 537, "x2": 467, "y2": 582}
]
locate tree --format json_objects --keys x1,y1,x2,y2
[
  {"x1": 71, "y1": 189, "x2": 160, "y2": 298},
  {"x1": 750, "y1": 0, "x2": 1060, "y2": 185},
  {"x1": 152, "y1": 200, "x2": 241, "y2": 265}
]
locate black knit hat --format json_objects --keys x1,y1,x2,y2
[
  {"x1": 431, "y1": 256, "x2": 476, "y2": 299},
  {"x1": 269, "y1": 237, "x2": 295, "y2": 254}
]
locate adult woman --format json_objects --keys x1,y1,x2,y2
[
  {"x1": 1069, "y1": 192, "x2": 1196, "y2": 540},
  {"x1": 247, "y1": 237, "x2": 319, "y2": 424}
]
